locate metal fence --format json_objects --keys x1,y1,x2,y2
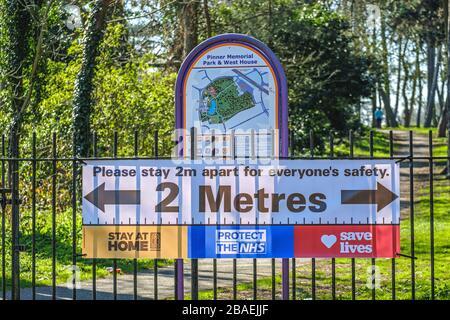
[{"x1": 0, "y1": 129, "x2": 449, "y2": 300}]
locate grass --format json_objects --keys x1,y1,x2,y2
[
  {"x1": 384, "y1": 126, "x2": 441, "y2": 135},
  {"x1": 332, "y1": 130, "x2": 391, "y2": 157}
]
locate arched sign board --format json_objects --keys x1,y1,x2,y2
[{"x1": 175, "y1": 34, "x2": 288, "y2": 158}]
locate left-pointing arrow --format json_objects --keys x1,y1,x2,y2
[{"x1": 84, "y1": 183, "x2": 140, "y2": 212}]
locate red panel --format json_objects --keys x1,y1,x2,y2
[{"x1": 294, "y1": 225, "x2": 400, "y2": 258}]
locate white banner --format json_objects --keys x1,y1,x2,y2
[{"x1": 82, "y1": 160, "x2": 400, "y2": 225}]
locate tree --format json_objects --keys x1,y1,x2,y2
[
  {"x1": 401, "y1": 41, "x2": 412, "y2": 127},
  {"x1": 424, "y1": 45, "x2": 442, "y2": 127},
  {"x1": 416, "y1": 42, "x2": 424, "y2": 127},
  {"x1": 182, "y1": 0, "x2": 199, "y2": 58},
  {"x1": 379, "y1": 12, "x2": 398, "y2": 127},
  {"x1": 73, "y1": 0, "x2": 114, "y2": 157},
  {"x1": 0, "y1": 0, "x2": 53, "y2": 299},
  {"x1": 438, "y1": 0, "x2": 450, "y2": 138},
  {"x1": 393, "y1": 36, "x2": 403, "y2": 118},
  {"x1": 389, "y1": 0, "x2": 444, "y2": 128},
  {"x1": 271, "y1": 4, "x2": 373, "y2": 152},
  {"x1": 203, "y1": 0, "x2": 212, "y2": 38}
]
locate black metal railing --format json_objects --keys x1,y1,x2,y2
[{"x1": 0, "y1": 129, "x2": 449, "y2": 300}]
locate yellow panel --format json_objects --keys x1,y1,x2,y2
[{"x1": 82, "y1": 225, "x2": 188, "y2": 259}]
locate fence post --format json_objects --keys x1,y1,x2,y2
[
  {"x1": 10, "y1": 153, "x2": 20, "y2": 300},
  {"x1": 310, "y1": 130, "x2": 316, "y2": 300},
  {"x1": 190, "y1": 127, "x2": 198, "y2": 300},
  {"x1": 1, "y1": 135, "x2": 7, "y2": 300},
  {"x1": 154, "y1": 130, "x2": 159, "y2": 300},
  {"x1": 281, "y1": 127, "x2": 290, "y2": 300},
  {"x1": 91, "y1": 132, "x2": 97, "y2": 300},
  {"x1": 389, "y1": 130, "x2": 396, "y2": 300},
  {"x1": 349, "y1": 130, "x2": 356, "y2": 300},
  {"x1": 409, "y1": 130, "x2": 415, "y2": 300},
  {"x1": 174, "y1": 127, "x2": 185, "y2": 301}
]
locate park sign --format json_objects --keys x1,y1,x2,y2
[
  {"x1": 81, "y1": 159, "x2": 400, "y2": 259},
  {"x1": 174, "y1": 33, "x2": 288, "y2": 158}
]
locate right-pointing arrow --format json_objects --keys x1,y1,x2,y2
[{"x1": 341, "y1": 182, "x2": 398, "y2": 212}]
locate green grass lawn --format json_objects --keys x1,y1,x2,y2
[{"x1": 332, "y1": 130, "x2": 391, "y2": 158}]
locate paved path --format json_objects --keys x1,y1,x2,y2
[{"x1": 4, "y1": 259, "x2": 280, "y2": 300}]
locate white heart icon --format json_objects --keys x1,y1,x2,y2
[{"x1": 321, "y1": 235, "x2": 337, "y2": 248}]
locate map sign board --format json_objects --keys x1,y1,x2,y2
[
  {"x1": 175, "y1": 33, "x2": 288, "y2": 158},
  {"x1": 81, "y1": 159, "x2": 400, "y2": 258}
]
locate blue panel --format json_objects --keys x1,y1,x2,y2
[{"x1": 188, "y1": 225, "x2": 294, "y2": 258}]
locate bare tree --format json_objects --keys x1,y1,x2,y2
[
  {"x1": 380, "y1": 13, "x2": 398, "y2": 127},
  {"x1": 424, "y1": 45, "x2": 442, "y2": 128},
  {"x1": 416, "y1": 42, "x2": 424, "y2": 127},
  {"x1": 394, "y1": 36, "x2": 403, "y2": 118},
  {"x1": 438, "y1": 0, "x2": 450, "y2": 140}
]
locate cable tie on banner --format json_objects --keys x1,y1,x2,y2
[
  {"x1": 396, "y1": 252, "x2": 417, "y2": 260},
  {"x1": 395, "y1": 155, "x2": 412, "y2": 163},
  {"x1": 76, "y1": 158, "x2": 87, "y2": 165}
]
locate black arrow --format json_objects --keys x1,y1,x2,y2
[
  {"x1": 341, "y1": 182, "x2": 398, "y2": 212},
  {"x1": 84, "y1": 183, "x2": 140, "y2": 212}
]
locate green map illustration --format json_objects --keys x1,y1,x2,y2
[{"x1": 200, "y1": 77, "x2": 255, "y2": 124}]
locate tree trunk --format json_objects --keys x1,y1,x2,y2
[
  {"x1": 424, "y1": 35, "x2": 436, "y2": 127},
  {"x1": 73, "y1": 0, "x2": 112, "y2": 157},
  {"x1": 3, "y1": 0, "x2": 33, "y2": 300},
  {"x1": 203, "y1": 0, "x2": 212, "y2": 38},
  {"x1": 380, "y1": 14, "x2": 398, "y2": 127},
  {"x1": 416, "y1": 43, "x2": 423, "y2": 127},
  {"x1": 371, "y1": 87, "x2": 377, "y2": 128},
  {"x1": 268, "y1": 0, "x2": 273, "y2": 47},
  {"x1": 402, "y1": 54, "x2": 411, "y2": 127},
  {"x1": 409, "y1": 49, "x2": 418, "y2": 128},
  {"x1": 424, "y1": 45, "x2": 442, "y2": 128},
  {"x1": 437, "y1": 79, "x2": 445, "y2": 114},
  {"x1": 182, "y1": 0, "x2": 199, "y2": 59},
  {"x1": 394, "y1": 36, "x2": 403, "y2": 118},
  {"x1": 438, "y1": 0, "x2": 450, "y2": 138},
  {"x1": 438, "y1": 104, "x2": 448, "y2": 136}
]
